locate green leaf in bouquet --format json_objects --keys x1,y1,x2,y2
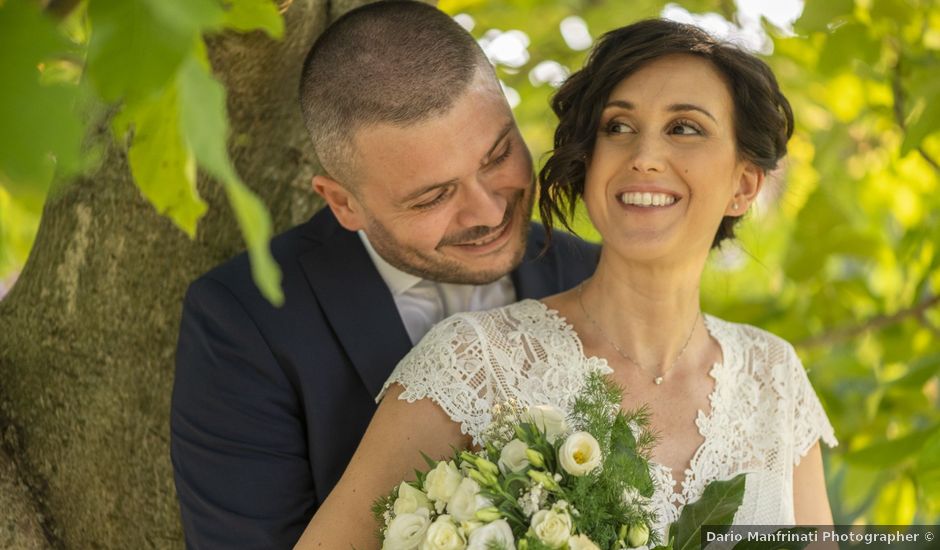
[
  {"x1": 419, "y1": 450, "x2": 439, "y2": 470},
  {"x1": 730, "y1": 527, "x2": 817, "y2": 550},
  {"x1": 609, "y1": 414, "x2": 655, "y2": 498},
  {"x1": 671, "y1": 473, "x2": 746, "y2": 550}
]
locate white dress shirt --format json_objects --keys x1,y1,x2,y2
[{"x1": 359, "y1": 231, "x2": 516, "y2": 344}]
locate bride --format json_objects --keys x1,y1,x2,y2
[{"x1": 297, "y1": 19, "x2": 836, "y2": 548}]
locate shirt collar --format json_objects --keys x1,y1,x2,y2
[{"x1": 358, "y1": 230, "x2": 424, "y2": 296}]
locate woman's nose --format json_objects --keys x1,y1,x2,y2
[{"x1": 628, "y1": 134, "x2": 666, "y2": 174}]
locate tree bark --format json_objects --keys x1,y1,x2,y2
[{"x1": 0, "y1": 0, "x2": 390, "y2": 546}]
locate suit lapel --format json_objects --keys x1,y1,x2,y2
[
  {"x1": 299, "y1": 211, "x2": 412, "y2": 398},
  {"x1": 512, "y1": 223, "x2": 557, "y2": 300}
]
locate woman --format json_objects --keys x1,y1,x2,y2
[{"x1": 297, "y1": 19, "x2": 836, "y2": 549}]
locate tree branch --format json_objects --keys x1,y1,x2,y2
[{"x1": 798, "y1": 294, "x2": 940, "y2": 348}]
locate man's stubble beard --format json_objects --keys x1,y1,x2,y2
[{"x1": 365, "y1": 187, "x2": 534, "y2": 285}]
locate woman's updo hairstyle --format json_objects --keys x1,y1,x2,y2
[{"x1": 538, "y1": 19, "x2": 793, "y2": 248}]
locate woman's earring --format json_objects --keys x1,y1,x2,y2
[{"x1": 732, "y1": 202, "x2": 739, "y2": 211}]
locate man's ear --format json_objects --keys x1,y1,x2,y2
[
  {"x1": 726, "y1": 161, "x2": 765, "y2": 217},
  {"x1": 313, "y1": 175, "x2": 366, "y2": 231}
]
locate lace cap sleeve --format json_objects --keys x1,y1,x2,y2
[
  {"x1": 376, "y1": 313, "x2": 496, "y2": 446},
  {"x1": 787, "y1": 345, "x2": 838, "y2": 465}
]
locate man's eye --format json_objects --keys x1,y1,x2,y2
[
  {"x1": 489, "y1": 140, "x2": 512, "y2": 167},
  {"x1": 414, "y1": 188, "x2": 451, "y2": 210}
]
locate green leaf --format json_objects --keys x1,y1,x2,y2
[
  {"x1": 114, "y1": 83, "x2": 207, "y2": 237},
  {"x1": 916, "y1": 429, "x2": 940, "y2": 477},
  {"x1": 671, "y1": 474, "x2": 746, "y2": 550},
  {"x1": 870, "y1": 0, "x2": 913, "y2": 26},
  {"x1": 222, "y1": 0, "x2": 285, "y2": 38},
  {"x1": 817, "y1": 23, "x2": 881, "y2": 76},
  {"x1": 844, "y1": 424, "x2": 940, "y2": 468},
  {"x1": 224, "y1": 181, "x2": 284, "y2": 305},
  {"x1": 900, "y1": 74, "x2": 940, "y2": 156},
  {"x1": 0, "y1": 1, "x2": 83, "y2": 189},
  {"x1": 177, "y1": 54, "x2": 238, "y2": 178},
  {"x1": 609, "y1": 414, "x2": 654, "y2": 498},
  {"x1": 794, "y1": 0, "x2": 855, "y2": 34},
  {"x1": 87, "y1": 0, "x2": 223, "y2": 103},
  {"x1": 178, "y1": 53, "x2": 283, "y2": 305},
  {"x1": 888, "y1": 354, "x2": 940, "y2": 389},
  {"x1": 917, "y1": 431, "x2": 940, "y2": 514}
]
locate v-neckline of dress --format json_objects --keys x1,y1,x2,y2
[{"x1": 529, "y1": 298, "x2": 731, "y2": 522}]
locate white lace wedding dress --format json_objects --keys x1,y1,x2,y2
[{"x1": 377, "y1": 299, "x2": 837, "y2": 536}]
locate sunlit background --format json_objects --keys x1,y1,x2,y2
[{"x1": 1, "y1": 0, "x2": 938, "y2": 526}]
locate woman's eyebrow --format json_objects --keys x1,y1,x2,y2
[{"x1": 602, "y1": 100, "x2": 717, "y2": 124}]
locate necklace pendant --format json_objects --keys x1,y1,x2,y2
[{"x1": 654, "y1": 376, "x2": 664, "y2": 385}]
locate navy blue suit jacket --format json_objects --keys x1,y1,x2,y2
[{"x1": 170, "y1": 208, "x2": 599, "y2": 549}]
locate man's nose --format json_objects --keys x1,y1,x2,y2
[{"x1": 456, "y1": 179, "x2": 506, "y2": 228}]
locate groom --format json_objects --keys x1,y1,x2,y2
[{"x1": 170, "y1": 2, "x2": 598, "y2": 548}]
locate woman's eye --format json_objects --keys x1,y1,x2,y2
[
  {"x1": 669, "y1": 120, "x2": 703, "y2": 136},
  {"x1": 605, "y1": 121, "x2": 633, "y2": 134}
]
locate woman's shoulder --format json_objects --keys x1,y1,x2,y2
[
  {"x1": 704, "y1": 314, "x2": 802, "y2": 389},
  {"x1": 705, "y1": 314, "x2": 798, "y2": 359}
]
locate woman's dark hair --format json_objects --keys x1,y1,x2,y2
[{"x1": 538, "y1": 19, "x2": 794, "y2": 249}]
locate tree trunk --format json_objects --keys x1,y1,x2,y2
[{"x1": 0, "y1": 0, "x2": 381, "y2": 546}]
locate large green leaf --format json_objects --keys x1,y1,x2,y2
[
  {"x1": 114, "y1": 83, "x2": 207, "y2": 237},
  {"x1": 222, "y1": 0, "x2": 284, "y2": 38},
  {"x1": 177, "y1": 54, "x2": 283, "y2": 305},
  {"x1": 87, "y1": 0, "x2": 223, "y2": 103},
  {"x1": 844, "y1": 424, "x2": 940, "y2": 468},
  {"x1": 0, "y1": 1, "x2": 82, "y2": 190},
  {"x1": 671, "y1": 474, "x2": 746, "y2": 550}
]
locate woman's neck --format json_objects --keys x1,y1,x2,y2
[{"x1": 578, "y1": 249, "x2": 709, "y2": 377}]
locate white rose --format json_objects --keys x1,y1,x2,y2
[
  {"x1": 467, "y1": 519, "x2": 516, "y2": 550},
  {"x1": 523, "y1": 405, "x2": 568, "y2": 442},
  {"x1": 529, "y1": 508, "x2": 572, "y2": 548},
  {"x1": 383, "y1": 508, "x2": 431, "y2": 550},
  {"x1": 447, "y1": 477, "x2": 492, "y2": 522},
  {"x1": 425, "y1": 461, "x2": 463, "y2": 504},
  {"x1": 395, "y1": 482, "x2": 433, "y2": 515},
  {"x1": 568, "y1": 534, "x2": 601, "y2": 550},
  {"x1": 558, "y1": 431, "x2": 602, "y2": 476},
  {"x1": 420, "y1": 515, "x2": 467, "y2": 550},
  {"x1": 498, "y1": 439, "x2": 530, "y2": 474}
]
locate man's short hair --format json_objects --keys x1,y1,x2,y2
[{"x1": 299, "y1": 1, "x2": 491, "y2": 186}]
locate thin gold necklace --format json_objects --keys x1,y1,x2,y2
[{"x1": 576, "y1": 282, "x2": 700, "y2": 385}]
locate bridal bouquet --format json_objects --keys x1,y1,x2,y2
[{"x1": 373, "y1": 373, "x2": 746, "y2": 550}]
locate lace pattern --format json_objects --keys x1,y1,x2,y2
[{"x1": 378, "y1": 299, "x2": 837, "y2": 534}]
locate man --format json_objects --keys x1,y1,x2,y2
[{"x1": 170, "y1": 2, "x2": 598, "y2": 548}]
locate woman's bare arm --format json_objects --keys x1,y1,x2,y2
[
  {"x1": 793, "y1": 442, "x2": 833, "y2": 524},
  {"x1": 294, "y1": 384, "x2": 470, "y2": 549}
]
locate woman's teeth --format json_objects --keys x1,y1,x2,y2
[{"x1": 619, "y1": 192, "x2": 677, "y2": 207}]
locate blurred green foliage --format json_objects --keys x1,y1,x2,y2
[
  {"x1": 0, "y1": 0, "x2": 285, "y2": 304},
  {"x1": 441, "y1": 0, "x2": 940, "y2": 524},
  {"x1": 1, "y1": 0, "x2": 938, "y2": 525}
]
